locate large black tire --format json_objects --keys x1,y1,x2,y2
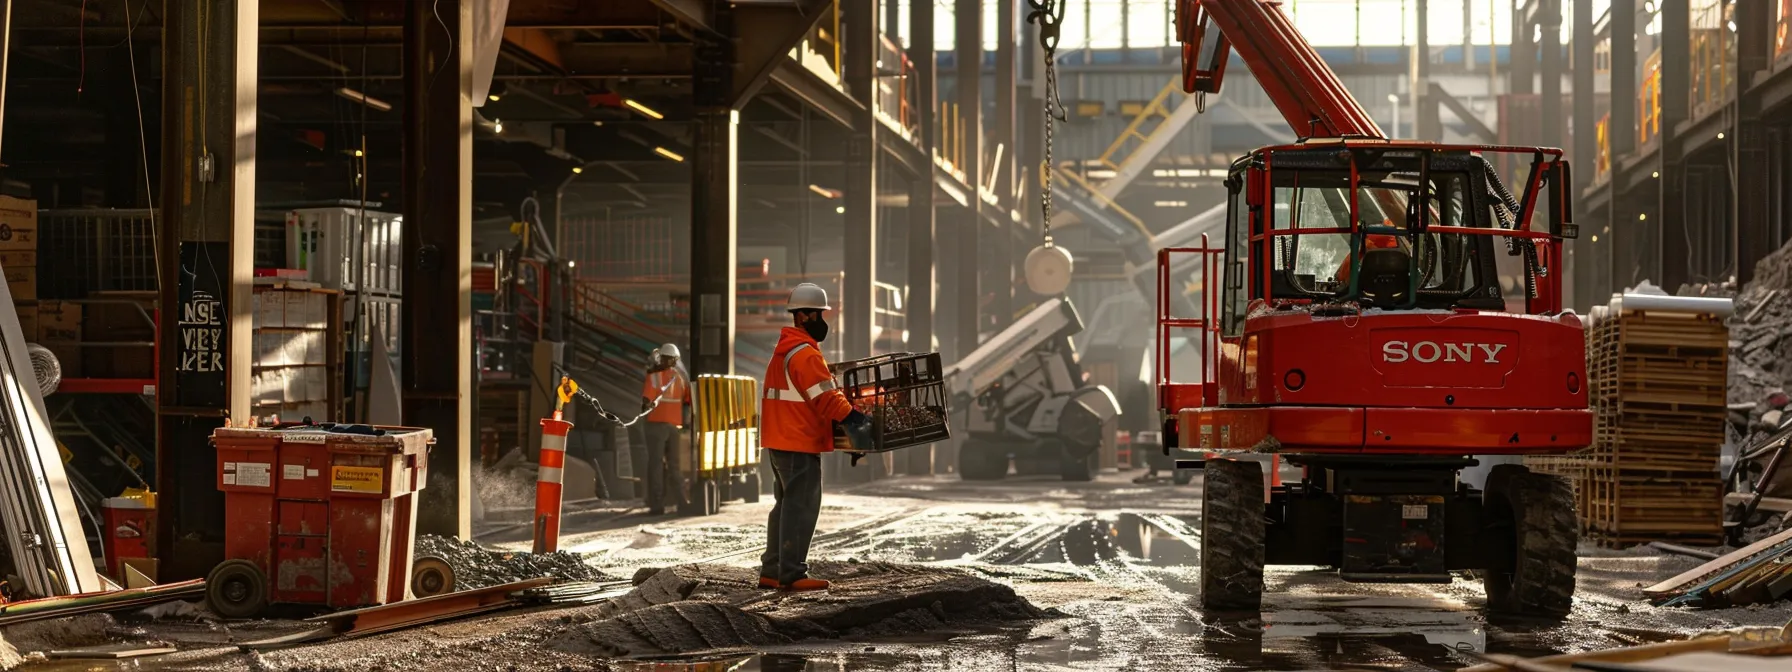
[
  {"x1": 742, "y1": 472, "x2": 762, "y2": 504},
  {"x1": 1059, "y1": 442, "x2": 1097, "y2": 482},
  {"x1": 959, "y1": 443, "x2": 1010, "y2": 481},
  {"x1": 1201, "y1": 459, "x2": 1265, "y2": 612},
  {"x1": 1483, "y1": 465, "x2": 1577, "y2": 618},
  {"x1": 703, "y1": 479, "x2": 721, "y2": 516},
  {"x1": 206, "y1": 559, "x2": 269, "y2": 619}
]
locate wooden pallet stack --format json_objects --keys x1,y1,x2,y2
[{"x1": 1580, "y1": 305, "x2": 1730, "y2": 547}]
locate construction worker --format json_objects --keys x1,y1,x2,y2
[
  {"x1": 640, "y1": 343, "x2": 691, "y2": 515},
  {"x1": 759, "y1": 283, "x2": 872, "y2": 592}
]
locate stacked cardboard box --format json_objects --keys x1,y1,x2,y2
[
  {"x1": 0, "y1": 195, "x2": 36, "y2": 302},
  {"x1": 36, "y1": 300, "x2": 83, "y2": 378},
  {"x1": 82, "y1": 292, "x2": 156, "y2": 379},
  {"x1": 252, "y1": 285, "x2": 340, "y2": 422}
]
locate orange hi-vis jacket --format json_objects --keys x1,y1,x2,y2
[
  {"x1": 642, "y1": 367, "x2": 691, "y2": 426},
  {"x1": 761, "y1": 327, "x2": 854, "y2": 453}
]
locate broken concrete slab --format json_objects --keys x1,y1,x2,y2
[
  {"x1": 553, "y1": 561, "x2": 1051, "y2": 658},
  {"x1": 414, "y1": 535, "x2": 613, "y2": 590}
]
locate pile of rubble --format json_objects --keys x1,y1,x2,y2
[
  {"x1": 552, "y1": 561, "x2": 1053, "y2": 657},
  {"x1": 415, "y1": 535, "x2": 612, "y2": 590},
  {"x1": 1681, "y1": 240, "x2": 1792, "y2": 456}
]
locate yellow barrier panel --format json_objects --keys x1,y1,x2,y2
[{"x1": 693, "y1": 374, "x2": 761, "y2": 474}]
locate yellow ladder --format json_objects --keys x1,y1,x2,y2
[{"x1": 1095, "y1": 80, "x2": 1183, "y2": 174}]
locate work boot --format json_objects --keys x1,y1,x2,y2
[
  {"x1": 757, "y1": 577, "x2": 781, "y2": 589},
  {"x1": 782, "y1": 577, "x2": 830, "y2": 592}
]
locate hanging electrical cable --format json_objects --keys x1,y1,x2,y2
[{"x1": 1024, "y1": 0, "x2": 1075, "y2": 296}]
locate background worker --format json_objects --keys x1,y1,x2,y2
[
  {"x1": 640, "y1": 343, "x2": 691, "y2": 516},
  {"x1": 759, "y1": 283, "x2": 872, "y2": 591}
]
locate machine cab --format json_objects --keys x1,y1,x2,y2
[{"x1": 1155, "y1": 143, "x2": 1584, "y2": 453}]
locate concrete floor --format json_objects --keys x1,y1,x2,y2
[
  {"x1": 17, "y1": 470, "x2": 1792, "y2": 671},
  {"x1": 484, "y1": 470, "x2": 1790, "y2": 671}
]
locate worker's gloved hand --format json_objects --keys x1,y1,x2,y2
[{"x1": 840, "y1": 410, "x2": 874, "y2": 453}]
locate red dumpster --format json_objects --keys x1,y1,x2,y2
[{"x1": 206, "y1": 425, "x2": 433, "y2": 618}]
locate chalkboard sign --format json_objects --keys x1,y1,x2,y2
[{"x1": 176, "y1": 242, "x2": 229, "y2": 408}]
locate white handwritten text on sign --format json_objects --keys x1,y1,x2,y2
[{"x1": 180, "y1": 290, "x2": 224, "y2": 373}]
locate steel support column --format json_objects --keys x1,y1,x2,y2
[
  {"x1": 1540, "y1": 0, "x2": 1562, "y2": 149},
  {"x1": 844, "y1": 0, "x2": 878, "y2": 360},
  {"x1": 955, "y1": 0, "x2": 983, "y2": 355},
  {"x1": 1734, "y1": 0, "x2": 1772, "y2": 284},
  {"x1": 1415, "y1": 0, "x2": 1437, "y2": 140},
  {"x1": 690, "y1": 109, "x2": 738, "y2": 377},
  {"x1": 909, "y1": 0, "x2": 938, "y2": 359},
  {"x1": 155, "y1": 0, "x2": 257, "y2": 579},
  {"x1": 1572, "y1": 0, "x2": 1597, "y2": 308},
  {"x1": 991, "y1": 0, "x2": 1017, "y2": 327},
  {"x1": 1609, "y1": 0, "x2": 1638, "y2": 291},
  {"x1": 908, "y1": 0, "x2": 941, "y2": 476},
  {"x1": 401, "y1": 0, "x2": 473, "y2": 539},
  {"x1": 1656, "y1": 0, "x2": 1689, "y2": 289},
  {"x1": 1512, "y1": 0, "x2": 1536, "y2": 94}
]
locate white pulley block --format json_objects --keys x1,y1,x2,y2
[{"x1": 1024, "y1": 241, "x2": 1074, "y2": 295}]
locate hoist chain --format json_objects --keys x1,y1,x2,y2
[{"x1": 1027, "y1": 0, "x2": 1068, "y2": 242}]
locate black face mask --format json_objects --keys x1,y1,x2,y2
[{"x1": 803, "y1": 319, "x2": 830, "y2": 343}]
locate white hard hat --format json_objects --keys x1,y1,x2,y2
[
  {"x1": 788, "y1": 283, "x2": 831, "y2": 311},
  {"x1": 656, "y1": 343, "x2": 680, "y2": 359}
]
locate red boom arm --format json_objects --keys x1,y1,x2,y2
[{"x1": 1178, "y1": 0, "x2": 1385, "y2": 140}]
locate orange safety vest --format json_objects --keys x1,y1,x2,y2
[
  {"x1": 642, "y1": 368, "x2": 690, "y2": 426},
  {"x1": 761, "y1": 327, "x2": 854, "y2": 453}
]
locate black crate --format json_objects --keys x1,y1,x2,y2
[{"x1": 831, "y1": 352, "x2": 951, "y2": 453}]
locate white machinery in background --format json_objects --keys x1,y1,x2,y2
[{"x1": 944, "y1": 298, "x2": 1121, "y2": 481}]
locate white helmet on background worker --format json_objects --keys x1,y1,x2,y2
[
  {"x1": 656, "y1": 343, "x2": 680, "y2": 360},
  {"x1": 787, "y1": 283, "x2": 831, "y2": 312}
]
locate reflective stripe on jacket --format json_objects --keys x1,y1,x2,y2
[
  {"x1": 761, "y1": 326, "x2": 853, "y2": 453},
  {"x1": 643, "y1": 368, "x2": 690, "y2": 426}
]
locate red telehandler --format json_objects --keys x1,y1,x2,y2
[{"x1": 1154, "y1": 0, "x2": 1590, "y2": 616}]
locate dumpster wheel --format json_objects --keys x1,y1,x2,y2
[
  {"x1": 206, "y1": 559, "x2": 268, "y2": 619},
  {"x1": 412, "y1": 556, "x2": 456, "y2": 598}
]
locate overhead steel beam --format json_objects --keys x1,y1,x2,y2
[
  {"x1": 155, "y1": 0, "x2": 257, "y2": 580},
  {"x1": 1430, "y1": 82, "x2": 1497, "y2": 142},
  {"x1": 560, "y1": 42, "x2": 695, "y2": 78},
  {"x1": 768, "y1": 59, "x2": 861, "y2": 129},
  {"x1": 654, "y1": 0, "x2": 830, "y2": 108},
  {"x1": 501, "y1": 27, "x2": 564, "y2": 71},
  {"x1": 401, "y1": 0, "x2": 474, "y2": 540}
]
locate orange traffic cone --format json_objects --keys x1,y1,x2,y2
[{"x1": 534, "y1": 415, "x2": 573, "y2": 554}]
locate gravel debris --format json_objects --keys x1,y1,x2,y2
[{"x1": 415, "y1": 534, "x2": 612, "y2": 590}]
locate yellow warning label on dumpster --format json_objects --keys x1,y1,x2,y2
[{"x1": 330, "y1": 466, "x2": 385, "y2": 494}]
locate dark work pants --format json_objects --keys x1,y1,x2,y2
[
  {"x1": 760, "y1": 448, "x2": 824, "y2": 584},
  {"x1": 642, "y1": 422, "x2": 680, "y2": 510}
]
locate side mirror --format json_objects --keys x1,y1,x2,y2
[
  {"x1": 1245, "y1": 167, "x2": 1266, "y2": 208},
  {"x1": 1547, "y1": 160, "x2": 1577, "y2": 239}
]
